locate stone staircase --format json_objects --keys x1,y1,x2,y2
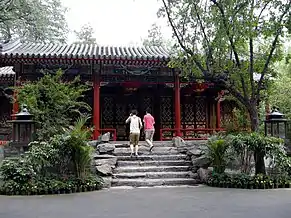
[{"x1": 111, "y1": 141, "x2": 199, "y2": 188}]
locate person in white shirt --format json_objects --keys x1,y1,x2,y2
[{"x1": 125, "y1": 109, "x2": 142, "y2": 157}]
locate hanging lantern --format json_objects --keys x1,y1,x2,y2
[
  {"x1": 192, "y1": 82, "x2": 209, "y2": 92},
  {"x1": 122, "y1": 81, "x2": 141, "y2": 92}
]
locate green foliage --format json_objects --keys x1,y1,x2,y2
[
  {"x1": 207, "y1": 173, "x2": 291, "y2": 189},
  {"x1": 160, "y1": 0, "x2": 291, "y2": 135},
  {"x1": 0, "y1": 156, "x2": 35, "y2": 184},
  {"x1": 227, "y1": 133, "x2": 290, "y2": 174},
  {"x1": 0, "y1": 115, "x2": 102, "y2": 195},
  {"x1": 73, "y1": 23, "x2": 97, "y2": 44},
  {"x1": 143, "y1": 23, "x2": 170, "y2": 47},
  {"x1": 206, "y1": 136, "x2": 230, "y2": 174},
  {"x1": 0, "y1": 176, "x2": 102, "y2": 195},
  {"x1": 17, "y1": 70, "x2": 91, "y2": 140},
  {"x1": 223, "y1": 107, "x2": 251, "y2": 134},
  {"x1": 0, "y1": 0, "x2": 68, "y2": 42},
  {"x1": 269, "y1": 59, "x2": 291, "y2": 119},
  {"x1": 62, "y1": 115, "x2": 94, "y2": 179}
]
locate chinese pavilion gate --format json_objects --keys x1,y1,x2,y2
[{"x1": 0, "y1": 40, "x2": 235, "y2": 141}]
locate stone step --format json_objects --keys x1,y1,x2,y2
[
  {"x1": 114, "y1": 147, "x2": 179, "y2": 156},
  {"x1": 117, "y1": 160, "x2": 192, "y2": 167},
  {"x1": 113, "y1": 171, "x2": 191, "y2": 179},
  {"x1": 114, "y1": 165, "x2": 190, "y2": 173},
  {"x1": 117, "y1": 154, "x2": 188, "y2": 161},
  {"x1": 111, "y1": 178, "x2": 198, "y2": 187},
  {"x1": 114, "y1": 151, "x2": 180, "y2": 156}
]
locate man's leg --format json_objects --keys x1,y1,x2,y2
[
  {"x1": 129, "y1": 133, "x2": 134, "y2": 157},
  {"x1": 146, "y1": 130, "x2": 155, "y2": 152},
  {"x1": 145, "y1": 130, "x2": 153, "y2": 148},
  {"x1": 135, "y1": 133, "x2": 140, "y2": 156}
]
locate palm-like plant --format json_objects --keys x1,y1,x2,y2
[
  {"x1": 63, "y1": 115, "x2": 94, "y2": 178},
  {"x1": 206, "y1": 137, "x2": 230, "y2": 174}
]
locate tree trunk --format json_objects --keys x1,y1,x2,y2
[{"x1": 248, "y1": 105, "x2": 266, "y2": 175}]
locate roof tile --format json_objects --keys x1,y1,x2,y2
[
  {"x1": 0, "y1": 67, "x2": 15, "y2": 78},
  {"x1": 0, "y1": 40, "x2": 171, "y2": 63}
]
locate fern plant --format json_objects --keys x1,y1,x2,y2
[
  {"x1": 63, "y1": 115, "x2": 94, "y2": 179},
  {"x1": 206, "y1": 137, "x2": 230, "y2": 174}
]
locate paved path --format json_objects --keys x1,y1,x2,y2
[{"x1": 0, "y1": 186, "x2": 291, "y2": 218}]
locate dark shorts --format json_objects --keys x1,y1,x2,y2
[{"x1": 129, "y1": 133, "x2": 140, "y2": 145}]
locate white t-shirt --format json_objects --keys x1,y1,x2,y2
[{"x1": 126, "y1": 115, "x2": 142, "y2": 134}]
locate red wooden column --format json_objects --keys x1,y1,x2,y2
[
  {"x1": 93, "y1": 72, "x2": 100, "y2": 140},
  {"x1": 174, "y1": 72, "x2": 181, "y2": 136},
  {"x1": 12, "y1": 79, "x2": 20, "y2": 120},
  {"x1": 216, "y1": 91, "x2": 223, "y2": 129}
]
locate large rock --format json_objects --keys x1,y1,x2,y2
[
  {"x1": 96, "y1": 164, "x2": 113, "y2": 176},
  {"x1": 191, "y1": 155, "x2": 211, "y2": 169},
  {"x1": 172, "y1": 136, "x2": 186, "y2": 147},
  {"x1": 197, "y1": 168, "x2": 212, "y2": 183},
  {"x1": 87, "y1": 140, "x2": 99, "y2": 147},
  {"x1": 97, "y1": 143, "x2": 115, "y2": 154},
  {"x1": 102, "y1": 177, "x2": 112, "y2": 188},
  {"x1": 189, "y1": 172, "x2": 200, "y2": 180},
  {"x1": 101, "y1": 132, "x2": 110, "y2": 142},
  {"x1": 187, "y1": 147, "x2": 203, "y2": 157},
  {"x1": 95, "y1": 157, "x2": 117, "y2": 168},
  {"x1": 172, "y1": 136, "x2": 188, "y2": 153}
]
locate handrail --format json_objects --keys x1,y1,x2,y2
[{"x1": 160, "y1": 128, "x2": 225, "y2": 141}]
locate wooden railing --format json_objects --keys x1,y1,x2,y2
[
  {"x1": 0, "y1": 141, "x2": 9, "y2": 145},
  {"x1": 95, "y1": 129, "x2": 117, "y2": 141},
  {"x1": 160, "y1": 128, "x2": 225, "y2": 141}
]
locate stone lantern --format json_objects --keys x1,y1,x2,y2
[
  {"x1": 8, "y1": 105, "x2": 35, "y2": 149},
  {"x1": 264, "y1": 108, "x2": 287, "y2": 139}
]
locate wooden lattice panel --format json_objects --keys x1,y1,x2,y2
[
  {"x1": 220, "y1": 100, "x2": 234, "y2": 127},
  {"x1": 101, "y1": 96, "x2": 114, "y2": 123},
  {"x1": 180, "y1": 96, "x2": 208, "y2": 139},
  {"x1": 142, "y1": 96, "x2": 153, "y2": 114},
  {"x1": 160, "y1": 96, "x2": 174, "y2": 139},
  {"x1": 195, "y1": 97, "x2": 206, "y2": 128}
]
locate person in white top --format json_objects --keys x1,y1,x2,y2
[{"x1": 125, "y1": 109, "x2": 143, "y2": 157}]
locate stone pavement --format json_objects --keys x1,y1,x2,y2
[{"x1": 0, "y1": 186, "x2": 291, "y2": 218}]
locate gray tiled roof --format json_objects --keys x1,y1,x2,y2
[
  {"x1": 0, "y1": 39, "x2": 171, "y2": 65},
  {"x1": 0, "y1": 66, "x2": 14, "y2": 78}
]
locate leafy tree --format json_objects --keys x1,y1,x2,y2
[
  {"x1": 73, "y1": 24, "x2": 97, "y2": 44},
  {"x1": 143, "y1": 23, "x2": 165, "y2": 46},
  {"x1": 16, "y1": 70, "x2": 91, "y2": 140},
  {"x1": 0, "y1": 0, "x2": 68, "y2": 43},
  {"x1": 269, "y1": 57, "x2": 291, "y2": 118},
  {"x1": 159, "y1": 0, "x2": 291, "y2": 174},
  {"x1": 143, "y1": 23, "x2": 174, "y2": 48}
]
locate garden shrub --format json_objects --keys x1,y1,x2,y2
[
  {"x1": 207, "y1": 172, "x2": 291, "y2": 189},
  {"x1": 16, "y1": 70, "x2": 91, "y2": 140},
  {"x1": 227, "y1": 133, "x2": 291, "y2": 175},
  {"x1": 205, "y1": 136, "x2": 231, "y2": 174},
  {"x1": 0, "y1": 115, "x2": 103, "y2": 195}
]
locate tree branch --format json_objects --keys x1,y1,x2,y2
[
  {"x1": 257, "y1": 3, "x2": 291, "y2": 97},
  {"x1": 162, "y1": 0, "x2": 207, "y2": 75},
  {"x1": 210, "y1": 0, "x2": 241, "y2": 68},
  {"x1": 255, "y1": 0, "x2": 272, "y2": 31},
  {"x1": 193, "y1": 3, "x2": 213, "y2": 72},
  {"x1": 249, "y1": 0, "x2": 255, "y2": 99}
]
